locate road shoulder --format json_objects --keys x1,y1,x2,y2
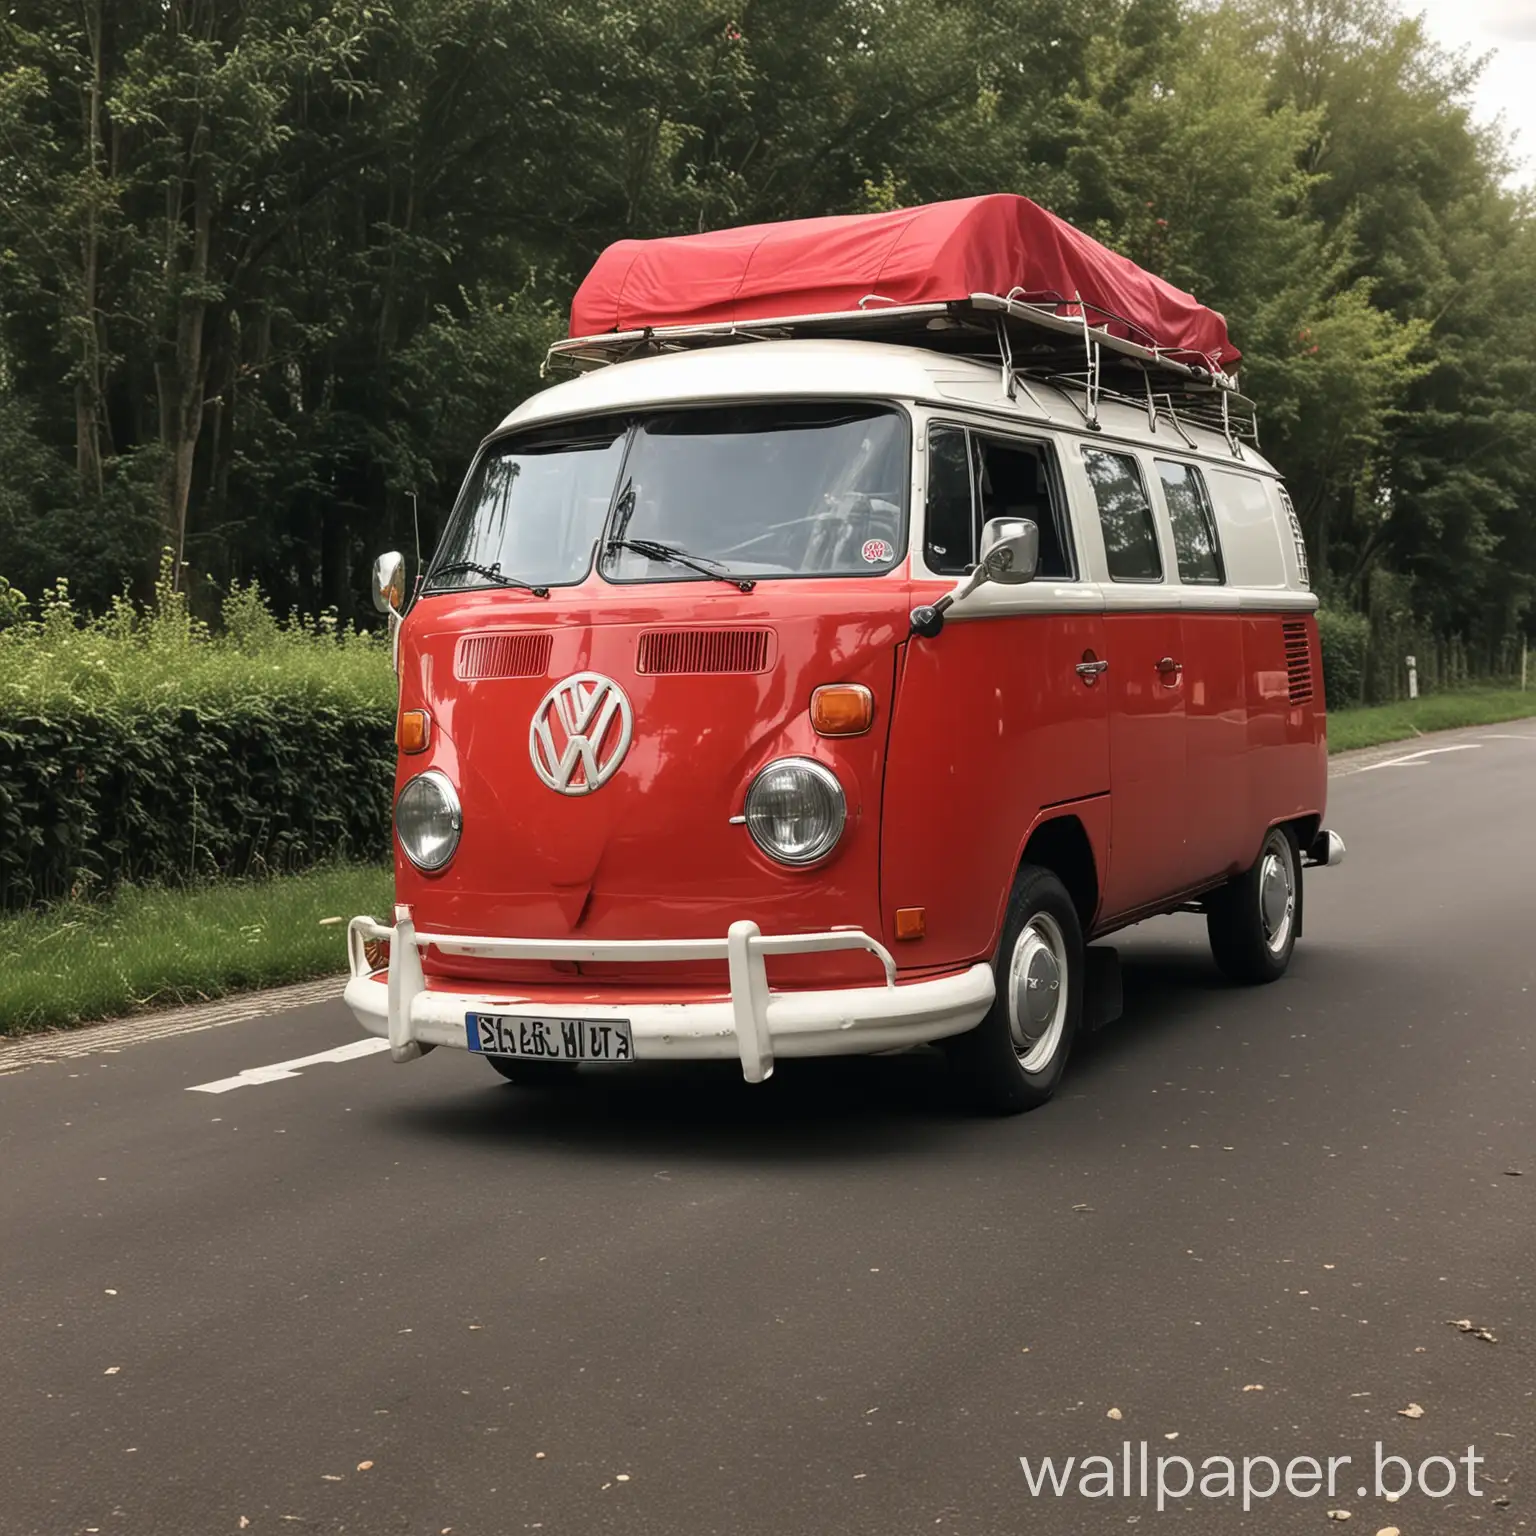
[
  {"x1": 1328, "y1": 716, "x2": 1536, "y2": 776},
  {"x1": 0, "y1": 973, "x2": 345, "y2": 1075}
]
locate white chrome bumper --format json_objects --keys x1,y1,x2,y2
[{"x1": 345, "y1": 908, "x2": 994, "y2": 1083}]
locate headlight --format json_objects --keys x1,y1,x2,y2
[
  {"x1": 395, "y1": 770, "x2": 462, "y2": 872},
  {"x1": 744, "y1": 757, "x2": 846, "y2": 866}
]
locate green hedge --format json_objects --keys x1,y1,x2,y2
[
  {"x1": 1317, "y1": 606, "x2": 1369, "y2": 710},
  {"x1": 0, "y1": 571, "x2": 396, "y2": 910},
  {"x1": 0, "y1": 563, "x2": 1499, "y2": 910}
]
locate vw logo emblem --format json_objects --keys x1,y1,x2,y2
[{"x1": 529, "y1": 673, "x2": 634, "y2": 795}]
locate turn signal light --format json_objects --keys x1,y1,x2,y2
[
  {"x1": 396, "y1": 708, "x2": 432, "y2": 754},
  {"x1": 810, "y1": 683, "x2": 874, "y2": 737},
  {"x1": 894, "y1": 907, "x2": 926, "y2": 941}
]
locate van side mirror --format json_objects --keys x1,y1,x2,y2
[
  {"x1": 373, "y1": 551, "x2": 405, "y2": 615},
  {"x1": 910, "y1": 518, "x2": 1039, "y2": 638},
  {"x1": 977, "y1": 517, "x2": 1039, "y2": 585}
]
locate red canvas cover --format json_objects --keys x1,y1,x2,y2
[{"x1": 569, "y1": 193, "x2": 1238, "y2": 371}]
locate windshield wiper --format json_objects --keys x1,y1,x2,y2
[
  {"x1": 430, "y1": 560, "x2": 549, "y2": 597},
  {"x1": 603, "y1": 537, "x2": 756, "y2": 593}
]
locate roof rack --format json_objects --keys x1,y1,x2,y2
[{"x1": 545, "y1": 291, "x2": 1259, "y2": 455}]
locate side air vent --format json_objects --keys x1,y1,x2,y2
[
  {"x1": 1278, "y1": 484, "x2": 1310, "y2": 589},
  {"x1": 455, "y1": 631, "x2": 553, "y2": 681},
  {"x1": 637, "y1": 628, "x2": 774, "y2": 676},
  {"x1": 1282, "y1": 621, "x2": 1314, "y2": 706}
]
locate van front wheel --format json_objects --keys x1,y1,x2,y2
[
  {"x1": 1206, "y1": 824, "x2": 1301, "y2": 984},
  {"x1": 945, "y1": 865, "x2": 1083, "y2": 1115}
]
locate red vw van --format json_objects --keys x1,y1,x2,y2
[{"x1": 346, "y1": 195, "x2": 1345, "y2": 1113}]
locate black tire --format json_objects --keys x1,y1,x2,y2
[
  {"x1": 1206, "y1": 824, "x2": 1301, "y2": 984},
  {"x1": 483, "y1": 1056, "x2": 580, "y2": 1088},
  {"x1": 944, "y1": 865, "x2": 1083, "y2": 1115}
]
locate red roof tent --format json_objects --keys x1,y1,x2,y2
[{"x1": 569, "y1": 193, "x2": 1239, "y2": 372}]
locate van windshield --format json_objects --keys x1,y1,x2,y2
[
  {"x1": 427, "y1": 421, "x2": 627, "y2": 593},
  {"x1": 602, "y1": 404, "x2": 907, "y2": 582},
  {"x1": 425, "y1": 403, "x2": 908, "y2": 593}
]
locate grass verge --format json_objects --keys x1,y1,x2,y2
[
  {"x1": 1328, "y1": 686, "x2": 1536, "y2": 753},
  {"x1": 0, "y1": 863, "x2": 393, "y2": 1036}
]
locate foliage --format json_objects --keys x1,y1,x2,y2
[
  {"x1": 0, "y1": 0, "x2": 1530, "y2": 646},
  {"x1": 0, "y1": 576, "x2": 27, "y2": 631},
  {"x1": 0, "y1": 860, "x2": 392, "y2": 1032},
  {"x1": 0, "y1": 561, "x2": 394, "y2": 909},
  {"x1": 1316, "y1": 606, "x2": 1370, "y2": 709}
]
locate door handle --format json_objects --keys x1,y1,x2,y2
[
  {"x1": 1155, "y1": 656, "x2": 1183, "y2": 679},
  {"x1": 1075, "y1": 659, "x2": 1109, "y2": 679}
]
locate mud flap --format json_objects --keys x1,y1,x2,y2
[{"x1": 1083, "y1": 945, "x2": 1123, "y2": 1033}]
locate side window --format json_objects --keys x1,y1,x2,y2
[
  {"x1": 1084, "y1": 449, "x2": 1162, "y2": 582},
  {"x1": 1204, "y1": 470, "x2": 1286, "y2": 588},
  {"x1": 973, "y1": 436, "x2": 1073, "y2": 579},
  {"x1": 924, "y1": 425, "x2": 1075, "y2": 578},
  {"x1": 1155, "y1": 459, "x2": 1224, "y2": 585},
  {"x1": 924, "y1": 426, "x2": 974, "y2": 575}
]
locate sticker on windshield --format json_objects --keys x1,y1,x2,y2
[{"x1": 861, "y1": 538, "x2": 894, "y2": 565}]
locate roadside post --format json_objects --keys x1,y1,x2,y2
[{"x1": 1407, "y1": 654, "x2": 1419, "y2": 699}]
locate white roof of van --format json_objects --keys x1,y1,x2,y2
[{"x1": 493, "y1": 338, "x2": 1277, "y2": 476}]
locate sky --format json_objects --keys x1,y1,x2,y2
[{"x1": 1411, "y1": 0, "x2": 1536, "y2": 180}]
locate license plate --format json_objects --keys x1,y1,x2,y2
[{"x1": 465, "y1": 1012, "x2": 633, "y2": 1063}]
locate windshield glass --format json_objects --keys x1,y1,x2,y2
[
  {"x1": 425, "y1": 402, "x2": 909, "y2": 593},
  {"x1": 601, "y1": 404, "x2": 908, "y2": 581},
  {"x1": 426, "y1": 419, "x2": 626, "y2": 592}
]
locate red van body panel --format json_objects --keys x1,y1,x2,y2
[
  {"x1": 880, "y1": 606, "x2": 1109, "y2": 972},
  {"x1": 1242, "y1": 614, "x2": 1328, "y2": 857},
  {"x1": 1098, "y1": 610, "x2": 1188, "y2": 918},
  {"x1": 392, "y1": 579, "x2": 1327, "y2": 991},
  {"x1": 1181, "y1": 611, "x2": 1252, "y2": 883},
  {"x1": 876, "y1": 601, "x2": 1326, "y2": 964},
  {"x1": 392, "y1": 580, "x2": 910, "y2": 992}
]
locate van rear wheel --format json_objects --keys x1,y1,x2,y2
[
  {"x1": 944, "y1": 865, "x2": 1083, "y2": 1115},
  {"x1": 484, "y1": 1057, "x2": 579, "y2": 1088},
  {"x1": 1206, "y1": 825, "x2": 1301, "y2": 984}
]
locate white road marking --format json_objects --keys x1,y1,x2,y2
[
  {"x1": 187, "y1": 1037, "x2": 389, "y2": 1093},
  {"x1": 0, "y1": 976, "x2": 346, "y2": 1076},
  {"x1": 1356, "y1": 744, "x2": 1482, "y2": 772}
]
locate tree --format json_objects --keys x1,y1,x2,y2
[{"x1": 0, "y1": 0, "x2": 1530, "y2": 649}]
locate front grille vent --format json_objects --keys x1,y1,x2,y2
[
  {"x1": 455, "y1": 631, "x2": 553, "y2": 681},
  {"x1": 1282, "y1": 621, "x2": 1313, "y2": 705},
  {"x1": 636, "y1": 628, "x2": 774, "y2": 676}
]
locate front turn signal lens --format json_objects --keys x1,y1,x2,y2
[
  {"x1": 894, "y1": 907, "x2": 926, "y2": 941},
  {"x1": 810, "y1": 683, "x2": 874, "y2": 737},
  {"x1": 396, "y1": 708, "x2": 432, "y2": 754}
]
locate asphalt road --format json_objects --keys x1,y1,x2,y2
[{"x1": 3, "y1": 724, "x2": 1533, "y2": 1536}]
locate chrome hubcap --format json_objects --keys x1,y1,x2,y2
[
  {"x1": 1007, "y1": 913, "x2": 1069, "y2": 1074},
  {"x1": 1259, "y1": 843, "x2": 1295, "y2": 954}
]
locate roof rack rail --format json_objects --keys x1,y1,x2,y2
[{"x1": 545, "y1": 291, "x2": 1258, "y2": 452}]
